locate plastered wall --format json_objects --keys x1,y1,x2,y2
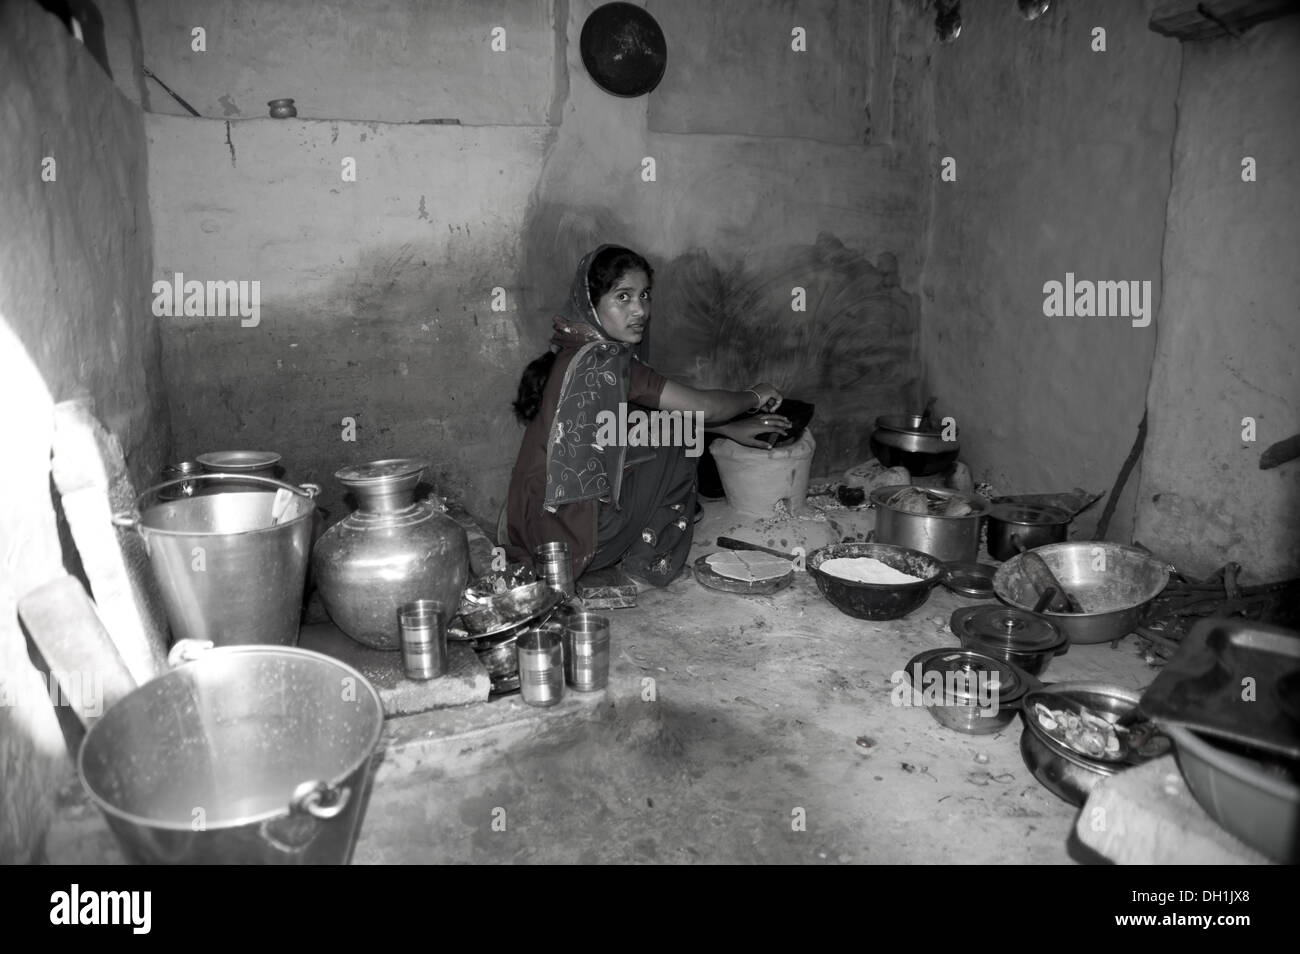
[
  {"x1": 143, "y1": 0, "x2": 933, "y2": 523},
  {"x1": 0, "y1": 0, "x2": 166, "y2": 862},
  {"x1": 1134, "y1": 18, "x2": 1300, "y2": 582},
  {"x1": 919, "y1": 0, "x2": 1180, "y2": 541}
]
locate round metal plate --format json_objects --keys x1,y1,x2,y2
[
  {"x1": 951, "y1": 604, "x2": 1065, "y2": 653},
  {"x1": 196, "y1": 450, "x2": 281, "y2": 472},
  {"x1": 580, "y1": 2, "x2": 667, "y2": 98},
  {"x1": 942, "y1": 562, "x2": 996, "y2": 598}
]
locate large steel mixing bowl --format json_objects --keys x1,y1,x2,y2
[{"x1": 994, "y1": 542, "x2": 1169, "y2": 644}]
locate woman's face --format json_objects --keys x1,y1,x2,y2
[{"x1": 593, "y1": 269, "x2": 651, "y2": 344}]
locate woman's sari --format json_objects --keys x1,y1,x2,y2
[{"x1": 505, "y1": 246, "x2": 698, "y2": 586}]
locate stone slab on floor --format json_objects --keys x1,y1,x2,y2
[
  {"x1": 298, "y1": 622, "x2": 489, "y2": 715},
  {"x1": 1076, "y1": 754, "x2": 1275, "y2": 864},
  {"x1": 576, "y1": 564, "x2": 638, "y2": 609}
]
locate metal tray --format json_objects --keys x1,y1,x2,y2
[
  {"x1": 1140, "y1": 618, "x2": 1300, "y2": 760},
  {"x1": 693, "y1": 554, "x2": 793, "y2": 596}
]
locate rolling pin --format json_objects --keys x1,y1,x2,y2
[
  {"x1": 1020, "y1": 550, "x2": 1084, "y2": 613},
  {"x1": 715, "y1": 536, "x2": 798, "y2": 561}
]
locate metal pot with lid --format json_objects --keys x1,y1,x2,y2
[
  {"x1": 312, "y1": 458, "x2": 470, "y2": 651},
  {"x1": 950, "y1": 604, "x2": 1068, "y2": 677},
  {"x1": 903, "y1": 647, "x2": 1034, "y2": 735}
]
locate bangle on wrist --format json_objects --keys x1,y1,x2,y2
[{"x1": 746, "y1": 388, "x2": 763, "y2": 410}]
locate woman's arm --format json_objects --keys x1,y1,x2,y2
[{"x1": 658, "y1": 380, "x2": 783, "y2": 423}]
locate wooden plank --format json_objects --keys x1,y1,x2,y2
[
  {"x1": 51, "y1": 401, "x2": 168, "y2": 684},
  {"x1": 17, "y1": 575, "x2": 138, "y2": 729},
  {"x1": 1150, "y1": 0, "x2": 1300, "y2": 39}
]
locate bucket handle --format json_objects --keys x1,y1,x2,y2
[
  {"x1": 112, "y1": 474, "x2": 321, "y2": 530},
  {"x1": 256, "y1": 781, "x2": 348, "y2": 856},
  {"x1": 290, "y1": 778, "x2": 351, "y2": 820},
  {"x1": 167, "y1": 638, "x2": 215, "y2": 667}
]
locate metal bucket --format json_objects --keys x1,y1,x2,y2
[
  {"x1": 115, "y1": 474, "x2": 319, "y2": 647},
  {"x1": 77, "y1": 644, "x2": 384, "y2": 864}
]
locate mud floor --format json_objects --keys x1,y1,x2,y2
[{"x1": 45, "y1": 499, "x2": 1158, "y2": 865}]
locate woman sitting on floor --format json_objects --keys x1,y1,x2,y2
[{"x1": 504, "y1": 244, "x2": 790, "y2": 586}]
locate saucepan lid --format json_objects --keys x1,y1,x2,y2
[
  {"x1": 905, "y1": 648, "x2": 1030, "y2": 709},
  {"x1": 951, "y1": 604, "x2": 1068, "y2": 654}
]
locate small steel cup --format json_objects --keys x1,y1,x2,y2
[
  {"x1": 562, "y1": 613, "x2": 610, "y2": 692},
  {"x1": 398, "y1": 600, "x2": 448, "y2": 680},
  {"x1": 534, "y1": 541, "x2": 576, "y2": 599},
  {"x1": 516, "y1": 624, "x2": 564, "y2": 707}
]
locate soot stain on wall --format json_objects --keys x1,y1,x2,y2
[
  {"x1": 515, "y1": 205, "x2": 922, "y2": 477},
  {"x1": 652, "y1": 234, "x2": 921, "y2": 473}
]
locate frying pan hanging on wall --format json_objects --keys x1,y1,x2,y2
[{"x1": 580, "y1": 2, "x2": 667, "y2": 97}]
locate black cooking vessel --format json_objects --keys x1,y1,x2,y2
[
  {"x1": 987, "y1": 503, "x2": 1071, "y2": 561},
  {"x1": 807, "y1": 542, "x2": 943, "y2": 621}
]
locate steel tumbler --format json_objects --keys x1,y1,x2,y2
[{"x1": 398, "y1": 599, "x2": 448, "y2": 680}]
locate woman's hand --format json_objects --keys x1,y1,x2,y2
[
  {"x1": 748, "y1": 383, "x2": 783, "y2": 412},
  {"x1": 659, "y1": 380, "x2": 784, "y2": 423},
  {"x1": 712, "y1": 414, "x2": 792, "y2": 449}
]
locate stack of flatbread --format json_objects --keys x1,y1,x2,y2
[{"x1": 704, "y1": 550, "x2": 793, "y2": 584}]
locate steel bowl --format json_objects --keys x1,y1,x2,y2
[
  {"x1": 1162, "y1": 724, "x2": 1300, "y2": 863},
  {"x1": 1019, "y1": 682, "x2": 1157, "y2": 806},
  {"x1": 994, "y1": 542, "x2": 1169, "y2": 644},
  {"x1": 460, "y1": 580, "x2": 555, "y2": 635},
  {"x1": 807, "y1": 542, "x2": 944, "y2": 621},
  {"x1": 472, "y1": 628, "x2": 523, "y2": 677}
]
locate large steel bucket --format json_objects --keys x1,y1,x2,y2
[
  {"x1": 77, "y1": 644, "x2": 384, "y2": 864},
  {"x1": 115, "y1": 474, "x2": 319, "y2": 646}
]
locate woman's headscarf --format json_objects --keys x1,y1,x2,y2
[{"x1": 543, "y1": 245, "x2": 649, "y2": 510}]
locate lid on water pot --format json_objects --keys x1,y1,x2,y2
[
  {"x1": 950, "y1": 604, "x2": 1067, "y2": 654},
  {"x1": 335, "y1": 458, "x2": 427, "y2": 483},
  {"x1": 335, "y1": 458, "x2": 428, "y2": 490}
]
